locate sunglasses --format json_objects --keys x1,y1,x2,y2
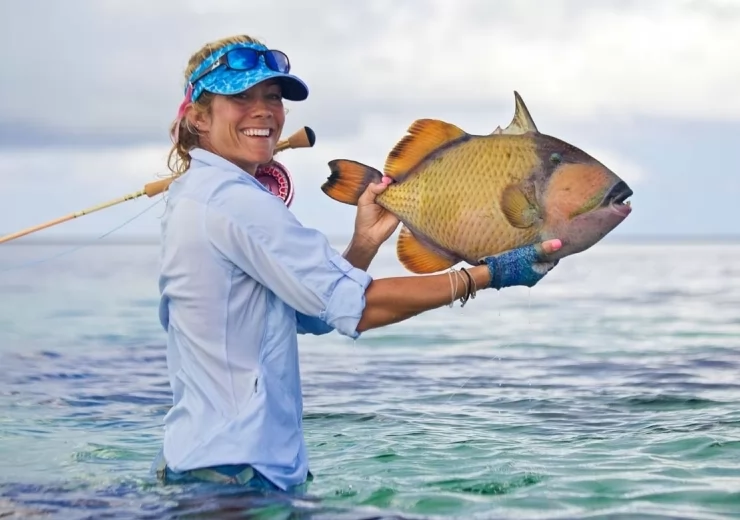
[{"x1": 189, "y1": 48, "x2": 291, "y2": 85}]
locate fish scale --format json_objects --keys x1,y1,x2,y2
[
  {"x1": 377, "y1": 136, "x2": 543, "y2": 261},
  {"x1": 322, "y1": 91, "x2": 633, "y2": 274}
]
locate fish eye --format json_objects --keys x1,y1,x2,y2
[{"x1": 550, "y1": 153, "x2": 562, "y2": 165}]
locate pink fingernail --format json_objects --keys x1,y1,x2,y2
[{"x1": 552, "y1": 239, "x2": 562, "y2": 249}]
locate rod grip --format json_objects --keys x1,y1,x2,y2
[{"x1": 144, "y1": 178, "x2": 173, "y2": 197}]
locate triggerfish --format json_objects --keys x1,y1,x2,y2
[{"x1": 321, "y1": 92, "x2": 633, "y2": 274}]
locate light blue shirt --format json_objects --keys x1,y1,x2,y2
[{"x1": 157, "y1": 148, "x2": 372, "y2": 491}]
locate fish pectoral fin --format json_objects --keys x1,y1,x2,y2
[
  {"x1": 397, "y1": 226, "x2": 457, "y2": 274},
  {"x1": 491, "y1": 91, "x2": 539, "y2": 135},
  {"x1": 384, "y1": 119, "x2": 468, "y2": 180},
  {"x1": 501, "y1": 184, "x2": 540, "y2": 228}
]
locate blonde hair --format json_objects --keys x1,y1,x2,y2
[{"x1": 166, "y1": 34, "x2": 264, "y2": 176}]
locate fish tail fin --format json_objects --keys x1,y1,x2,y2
[{"x1": 322, "y1": 159, "x2": 383, "y2": 206}]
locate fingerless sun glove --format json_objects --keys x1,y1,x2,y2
[{"x1": 480, "y1": 244, "x2": 558, "y2": 290}]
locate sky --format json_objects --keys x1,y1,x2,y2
[{"x1": 1, "y1": 0, "x2": 739, "y2": 241}]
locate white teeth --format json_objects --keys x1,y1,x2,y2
[{"x1": 241, "y1": 128, "x2": 271, "y2": 137}]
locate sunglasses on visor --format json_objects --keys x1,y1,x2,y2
[{"x1": 189, "y1": 48, "x2": 291, "y2": 85}]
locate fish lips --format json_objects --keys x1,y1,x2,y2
[{"x1": 601, "y1": 180, "x2": 633, "y2": 218}]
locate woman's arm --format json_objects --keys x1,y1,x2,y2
[
  {"x1": 356, "y1": 238, "x2": 560, "y2": 333},
  {"x1": 357, "y1": 264, "x2": 491, "y2": 332}
]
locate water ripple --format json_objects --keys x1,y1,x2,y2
[{"x1": 0, "y1": 243, "x2": 739, "y2": 519}]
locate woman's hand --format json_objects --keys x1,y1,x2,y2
[
  {"x1": 479, "y1": 239, "x2": 562, "y2": 289},
  {"x1": 352, "y1": 177, "x2": 400, "y2": 250}
]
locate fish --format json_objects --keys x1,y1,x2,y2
[{"x1": 320, "y1": 91, "x2": 633, "y2": 275}]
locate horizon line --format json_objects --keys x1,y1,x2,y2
[{"x1": 2, "y1": 233, "x2": 740, "y2": 246}]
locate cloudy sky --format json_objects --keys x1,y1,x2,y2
[{"x1": 1, "y1": 0, "x2": 738, "y2": 241}]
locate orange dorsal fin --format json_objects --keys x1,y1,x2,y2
[
  {"x1": 384, "y1": 119, "x2": 467, "y2": 180},
  {"x1": 396, "y1": 226, "x2": 457, "y2": 274}
]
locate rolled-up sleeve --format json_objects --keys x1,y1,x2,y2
[
  {"x1": 295, "y1": 312, "x2": 334, "y2": 336},
  {"x1": 204, "y1": 180, "x2": 372, "y2": 339}
]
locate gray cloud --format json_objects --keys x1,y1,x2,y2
[
  {"x1": 0, "y1": 120, "x2": 164, "y2": 148},
  {"x1": 2, "y1": 0, "x2": 739, "y2": 150},
  {"x1": 0, "y1": 0, "x2": 423, "y2": 146}
]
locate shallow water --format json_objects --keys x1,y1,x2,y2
[{"x1": 0, "y1": 239, "x2": 739, "y2": 519}]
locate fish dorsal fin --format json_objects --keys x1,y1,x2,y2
[
  {"x1": 501, "y1": 184, "x2": 541, "y2": 228},
  {"x1": 492, "y1": 91, "x2": 539, "y2": 136},
  {"x1": 384, "y1": 119, "x2": 467, "y2": 180},
  {"x1": 396, "y1": 226, "x2": 457, "y2": 274}
]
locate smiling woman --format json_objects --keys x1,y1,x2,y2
[
  {"x1": 155, "y1": 33, "x2": 562, "y2": 494},
  {"x1": 167, "y1": 35, "x2": 305, "y2": 177}
]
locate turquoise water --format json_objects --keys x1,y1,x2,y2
[{"x1": 0, "y1": 239, "x2": 739, "y2": 519}]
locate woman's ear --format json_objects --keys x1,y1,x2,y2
[{"x1": 186, "y1": 106, "x2": 210, "y2": 133}]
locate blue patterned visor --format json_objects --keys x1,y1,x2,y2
[{"x1": 187, "y1": 42, "x2": 308, "y2": 102}]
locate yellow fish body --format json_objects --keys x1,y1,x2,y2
[{"x1": 322, "y1": 92, "x2": 633, "y2": 274}]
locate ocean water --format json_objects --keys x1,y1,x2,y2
[{"x1": 0, "y1": 238, "x2": 739, "y2": 519}]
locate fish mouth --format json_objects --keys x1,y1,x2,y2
[{"x1": 602, "y1": 181, "x2": 633, "y2": 217}]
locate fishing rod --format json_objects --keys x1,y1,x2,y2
[{"x1": 0, "y1": 126, "x2": 316, "y2": 245}]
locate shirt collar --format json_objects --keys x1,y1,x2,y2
[{"x1": 189, "y1": 148, "x2": 272, "y2": 194}]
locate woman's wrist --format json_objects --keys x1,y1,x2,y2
[
  {"x1": 343, "y1": 235, "x2": 380, "y2": 270},
  {"x1": 469, "y1": 264, "x2": 493, "y2": 290}
]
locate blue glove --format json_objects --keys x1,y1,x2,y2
[{"x1": 479, "y1": 242, "x2": 559, "y2": 290}]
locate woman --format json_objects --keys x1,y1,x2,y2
[{"x1": 154, "y1": 35, "x2": 561, "y2": 493}]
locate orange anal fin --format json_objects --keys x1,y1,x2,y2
[
  {"x1": 384, "y1": 119, "x2": 468, "y2": 181},
  {"x1": 396, "y1": 226, "x2": 457, "y2": 274}
]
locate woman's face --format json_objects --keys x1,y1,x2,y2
[{"x1": 193, "y1": 79, "x2": 285, "y2": 174}]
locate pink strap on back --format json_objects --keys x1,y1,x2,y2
[{"x1": 171, "y1": 84, "x2": 194, "y2": 144}]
